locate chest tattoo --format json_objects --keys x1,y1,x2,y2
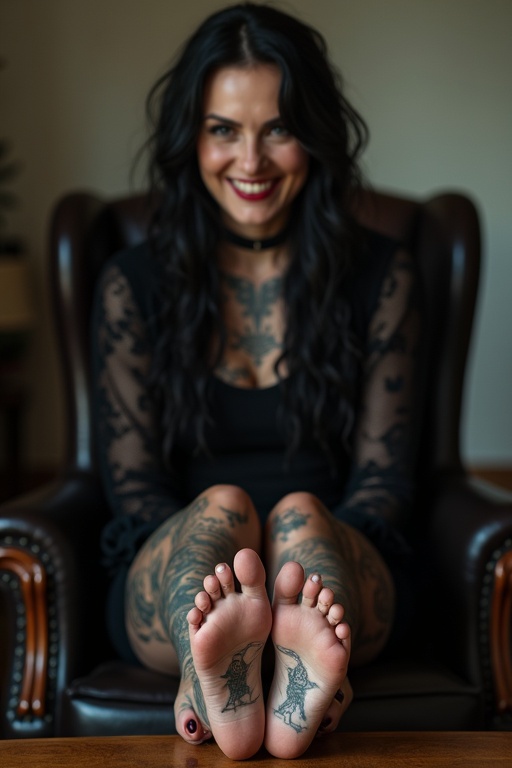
[{"x1": 221, "y1": 273, "x2": 284, "y2": 367}]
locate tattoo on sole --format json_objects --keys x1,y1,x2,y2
[
  {"x1": 273, "y1": 646, "x2": 318, "y2": 733},
  {"x1": 128, "y1": 495, "x2": 253, "y2": 729},
  {"x1": 221, "y1": 642, "x2": 264, "y2": 712}
]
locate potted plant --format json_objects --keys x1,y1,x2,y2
[{"x1": 0, "y1": 135, "x2": 31, "y2": 362}]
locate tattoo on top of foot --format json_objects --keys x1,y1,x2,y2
[
  {"x1": 221, "y1": 642, "x2": 263, "y2": 712},
  {"x1": 270, "y1": 507, "x2": 311, "y2": 542},
  {"x1": 273, "y1": 646, "x2": 318, "y2": 732},
  {"x1": 181, "y1": 659, "x2": 210, "y2": 729}
]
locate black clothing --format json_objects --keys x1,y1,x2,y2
[{"x1": 92, "y1": 229, "x2": 421, "y2": 660}]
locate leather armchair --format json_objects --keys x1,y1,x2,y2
[{"x1": 1, "y1": 188, "x2": 511, "y2": 739}]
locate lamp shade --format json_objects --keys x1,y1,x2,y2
[{"x1": 0, "y1": 257, "x2": 33, "y2": 332}]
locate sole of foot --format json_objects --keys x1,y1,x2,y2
[
  {"x1": 264, "y1": 561, "x2": 351, "y2": 759},
  {"x1": 187, "y1": 548, "x2": 272, "y2": 760}
]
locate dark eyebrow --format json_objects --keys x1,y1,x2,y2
[
  {"x1": 203, "y1": 113, "x2": 283, "y2": 128},
  {"x1": 204, "y1": 114, "x2": 241, "y2": 127}
]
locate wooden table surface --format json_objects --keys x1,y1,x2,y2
[{"x1": 0, "y1": 732, "x2": 511, "y2": 767}]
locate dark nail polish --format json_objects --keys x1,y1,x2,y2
[
  {"x1": 186, "y1": 719, "x2": 197, "y2": 734},
  {"x1": 320, "y1": 716, "x2": 332, "y2": 730}
]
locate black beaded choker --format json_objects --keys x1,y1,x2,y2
[{"x1": 223, "y1": 227, "x2": 288, "y2": 251}]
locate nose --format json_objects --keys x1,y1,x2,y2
[{"x1": 240, "y1": 135, "x2": 265, "y2": 175}]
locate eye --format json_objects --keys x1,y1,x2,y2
[
  {"x1": 207, "y1": 123, "x2": 235, "y2": 138},
  {"x1": 268, "y1": 123, "x2": 291, "y2": 137}
]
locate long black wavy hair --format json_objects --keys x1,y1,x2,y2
[{"x1": 145, "y1": 2, "x2": 369, "y2": 466}]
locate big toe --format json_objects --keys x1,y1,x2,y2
[
  {"x1": 272, "y1": 560, "x2": 305, "y2": 605},
  {"x1": 317, "y1": 679, "x2": 353, "y2": 737},
  {"x1": 176, "y1": 706, "x2": 212, "y2": 745},
  {"x1": 233, "y1": 548, "x2": 267, "y2": 598}
]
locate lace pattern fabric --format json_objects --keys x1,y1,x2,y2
[
  {"x1": 93, "y1": 261, "x2": 183, "y2": 568},
  {"x1": 334, "y1": 247, "x2": 420, "y2": 560},
  {"x1": 93, "y1": 234, "x2": 421, "y2": 571}
]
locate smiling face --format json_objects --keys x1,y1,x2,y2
[{"x1": 197, "y1": 64, "x2": 309, "y2": 239}]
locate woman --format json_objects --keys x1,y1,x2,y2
[{"x1": 94, "y1": 3, "x2": 420, "y2": 760}]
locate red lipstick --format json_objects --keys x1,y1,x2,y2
[{"x1": 228, "y1": 178, "x2": 281, "y2": 200}]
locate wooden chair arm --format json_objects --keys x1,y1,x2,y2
[
  {"x1": 0, "y1": 546, "x2": 48, "y2": 719},
  {"x1": 0, "y1": 473, "x2": 109, "y2": 737},
  {"x1": 426, "y1": 472, "x2": 512, "y2": 725},
  {"x1": 491, "y1": 549, "x2": 512, "y2": 714}
]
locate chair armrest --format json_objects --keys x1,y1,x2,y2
[
  {"x1": 0, "y1": 472, "x2": 110, "y2": 737},
  {"x1": 426, "y1": 472, "x2": 512, "y2": 720}
]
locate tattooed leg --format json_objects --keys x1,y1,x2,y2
[
  {"x1": 264, "y1": 491, "x2": 394, "y2": 754},
  {"x1": 265, "y1": 492, "x2": 395, "y2": 665},
  {"x1": 264, "y1": 560, "x2": 350, "y2": 758},
  {"x1": 187, "y1": 548, "x2": 272, "y2": 760},
  {"x1": 125, "y1": 485, "x2": 261, "y2": 747}
]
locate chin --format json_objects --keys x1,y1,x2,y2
[{"x1": 224, "y1": 208, "x2": 288, "y2": 234}]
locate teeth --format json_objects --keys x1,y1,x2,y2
[{"x1": 231, "y1": 179, "x2": 273, "y2": 194}]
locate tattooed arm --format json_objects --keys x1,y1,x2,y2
[
  {"x1": 92, "y1": 257, "x2": 184, "y2": 566},
  {"x1": 334, "y1": 247, "x2": 422, "y2": 545}
]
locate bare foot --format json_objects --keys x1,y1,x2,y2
[
  {"x1": 174, "y1": 676, "x2": 212, "y2": 746},
  {"x1": 265, "y1": 562, "x2": 351, "y2": 758},
  {"x1": 187, "y1": 548, "x2": 272, "y2": 760},
  {"x1": 316, "y1": 676, "x2": 353, "y2": 738}
]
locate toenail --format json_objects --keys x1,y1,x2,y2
[
  {"x1": 186, "y1": 719, "x2": 197, "y2": 734},
  {"x1": 216, "y1": 564, "x2": 226, "y2": 573},
  {"x1": 320, "y1": 716, "x2": 332, "y2": 730},
  {"x1": 311, "y1": 573, "x2": 321, "y2": 583}
]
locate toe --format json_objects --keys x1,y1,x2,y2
[
  {"x1": 214, "y1": 562, "x2": 235, "y2": 595},
  {"x1": 272, "y1": 560, "x2": 305, "y2": 605},
  {"x1": 187, "y1": 605, "x2": 204, "y2": 633},
  {"x1": 234, "y1": 548, "x2": 268, "y2": 599},
  {"x1": 203, "y1": 573, "x2": 222, "y2": 601},
  {"x1": 317, "y1": 587, "x2": 335, "y2": 616},
  {"x1": 176, "y1": 706, "x2": 212, "y2": 745},
  {"x1": 335, "y1": 620, "x2": 351, "y2": 649},
  {"x1": 301, "y1": 573, "x2": 323, "y2": 607},
  {"x1": 326, "y1": 603, "x2": 345, "y2": 627},
  {"x1": 316, "y1": 678, "x2": 353, "y2": 737},
  {"x1": 195, "y1": 590, "x2": 213, "y2": 615}
]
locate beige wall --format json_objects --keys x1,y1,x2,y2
[{"x1": 1, "y1": 0, "x2": 511, "y2": 469}]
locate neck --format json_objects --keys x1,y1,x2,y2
[{"x1": 222, "y1": 226, "x2": 289, "y2": 252}]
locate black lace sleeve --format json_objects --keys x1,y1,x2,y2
[
  {"x1": 92, "y1": 259, "x2": 184, "y2": 570},
  {"x1": 333, "y1": 247, "x2": 421, "y2": 560}
]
